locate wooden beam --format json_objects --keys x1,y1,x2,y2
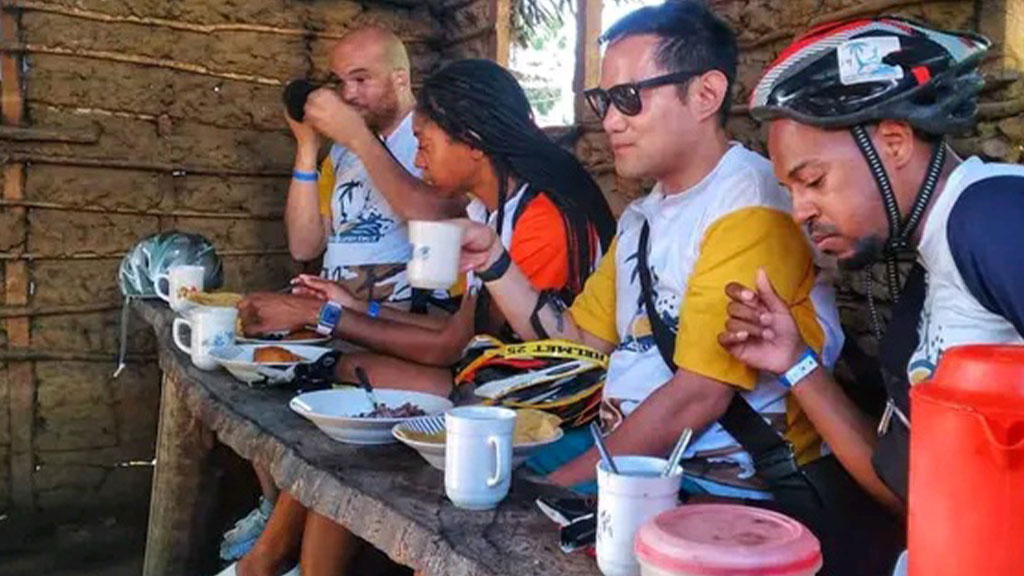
[
  {"x1": 0, "y1": 124, "x2": 101, "y2": 143},
  {"x1": 1, "y1": 0, "x2": 24, "y2": 124},
  {"x1": 978, "y1": 0, "x2": 1024, "y2": 73},
  {"x1": 143, "y1": 371, "x2": 219, "y2": 576},
  {"x1": 2, "y1": 163, "x2": 33, "y2": 510},
  {"x1": 573, "y1": 0, "x2": 603, "y2": 123},
  {"x1": 489, "y1": 0, "x2": 512, "y2": 66}
]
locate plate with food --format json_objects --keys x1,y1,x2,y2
[
  {"x1": 236, "y1": 327, "x2": 331, "y2": 346},
  {"x1": 289, "y1": 388, "x2": 453, "y2": 445},
  {"x1": 208, "y1": 344, "x2": 332, "y2": 386},
  {"x1": 177, "y1": 290, "x2": 243, "y2": 314},
  {"x1": 392, "y1": 408, "x2": 564, "y2": 470}
]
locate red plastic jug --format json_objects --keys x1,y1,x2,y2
[{"x1": 909, "y1": 345, "x2": 1024, "y2": 576}]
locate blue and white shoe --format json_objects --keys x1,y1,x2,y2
[
  {"x1": 213, "y1": 561, "x2": 299, "y2": 576},
  {"x1": 219, "y1": 497, "x2": 274, "y2": 561}
]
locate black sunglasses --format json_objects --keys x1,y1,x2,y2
[{"x1": 584, "y1": 70, "x2": 705, "y2": 119}]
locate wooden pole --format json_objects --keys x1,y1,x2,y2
[
  {"x1": 143, "y1": 371, "x2": 219, "y2": 576},
  {"x1": 978, "y1": 0, "x2": 1024, "y2": 73},
  {"x1": 488, "y1": 0, "x2": 511, "y2": 66},
  {"x1": 1, "y1": 1, "x2": 33, "y2": 510},
  {"x1": 573, "y1": 0, "x2": 603, "y2": 123}
]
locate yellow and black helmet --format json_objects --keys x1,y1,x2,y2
[{"x1": 454, "y1": 338, "x2": 606, "y2": 428}]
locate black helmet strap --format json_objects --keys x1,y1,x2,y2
[{"x1": 850, "y1": 124, "x2": 946, "y2": 340}]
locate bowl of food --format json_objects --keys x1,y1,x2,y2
[
  {"x1": 208, "y1": 344, "x2": 332, "y2": 386},
  {"x1": 392, "y1": 408, "x2": 564, "y2": 470},
  {"x1": 289, "y1": 388, "x2": 454, "y2": 445}
]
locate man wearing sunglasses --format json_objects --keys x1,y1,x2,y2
[{"x1": 454, "y1": 1, "x2": 843, "y2": 501}]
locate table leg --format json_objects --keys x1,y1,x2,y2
[{"x1": 143, "y1": 370, "x2": 219, "y2": 576}]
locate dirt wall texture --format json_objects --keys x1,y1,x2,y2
[{"x1": 0, "y1": 0, "x2": 464, "y2": 516}]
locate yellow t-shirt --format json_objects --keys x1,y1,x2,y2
[{"x1": 569, "y1": 144, "x2": 843, "y2": 497}]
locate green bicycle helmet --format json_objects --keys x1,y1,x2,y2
[{"x1": 118, "y1": 232, "x2": 223, "y2": 297}]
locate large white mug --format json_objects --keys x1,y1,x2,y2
[
  {"x1": 444, "y1": 406, "x2": 517, "y2": 510},
  {"x1": 172, "y1": 306, "x2": 237, "y2": 370},
  {"x1": 406, "y1": 220, "x2": 464, "y2": 290},
  {"x1": 596, "y1": 456, "x2": 682, "y2": 576},
  {"x1": 155, "y1": 265, "x2": 206, "y2": 312}
]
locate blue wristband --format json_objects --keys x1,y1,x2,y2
[
  {"x1": 292, "y1": 169, "x2": 318, "y2": 182},
  {"x1": 367, "y1": 300, "x2": 381, "y2": 318},
  {"x1": 779, "y1": 347, "x2": 819, "y2": 389}
]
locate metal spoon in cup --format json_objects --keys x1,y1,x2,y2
[
  {"x1": 662, "y1": 428, "x2": 693, "y2": 477},
  {"x1": 589, "y1": 421, "x2": 619, "y2": 475}
]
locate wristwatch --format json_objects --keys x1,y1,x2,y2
[
  {"x1": 315, "y1": 301, "x2": 343, "y2": 336},
  {"x1": 779, "y1": 347, "x2": 819, "y2": 389}
]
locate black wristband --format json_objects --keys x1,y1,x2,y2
[{"x1": 476, "y1": 248, "x2": 512, "y2": 282}]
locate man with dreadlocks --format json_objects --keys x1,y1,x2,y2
[{"x1": 224, "y1": 59, "x2": 614, "y2": 576}]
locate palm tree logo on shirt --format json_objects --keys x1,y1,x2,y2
[{"x1": 332, "y1": 179, "x2": 393, "y2": 244}]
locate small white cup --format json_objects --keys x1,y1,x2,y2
[
  {"x1": 172, "y1": 306, "x2": 237, "y2": 370},
  {"x1": 596, "y1": 456, "x2": 682, "y2": 576},
  {"x1": 156, "y1": 265, "x2": 206, "y2": 312},
  {"x1": 444, "y1": 406, "x2": 517, "y2": 510},
  {"x1": 407, "y1": 220, "x2": 464, "y2": 290}
]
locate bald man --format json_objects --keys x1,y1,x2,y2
[{"x1": 285, "y1": 26, "x2": 464, "y2": 304}]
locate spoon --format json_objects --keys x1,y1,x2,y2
[
  {"x1": 589, "y1": 421, "x2": 619, "y2": 475},
  {"x1": 354, "y1": 366, "x2": 383, "y2": 411},
  {"x1": 662, "y1": 428, "x2": 693, "y2": 477}
]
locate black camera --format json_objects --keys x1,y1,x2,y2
[{"x1": 282, "y1": 79, "x2": 319, "y2": 122}]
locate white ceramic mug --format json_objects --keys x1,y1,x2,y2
[
  {"x1": 444, "y1": 406, "x2": 517, "y2": 510},
  {"x1": 172, "y1": 306, "x2": 237, "y2": 370},
  {"x1": 406, "y1": 220, "x2": 464, "y2": 290},
  {"x1": 596, "y1": 456, "x2": 682, "y2": 576},
  {"x1": 155, "y1": 265, "x2": 206, "y2": 312}
]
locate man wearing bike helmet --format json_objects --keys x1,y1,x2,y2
[{"x1": 719, "y1": 17, "x2": 1024, "y2": 511}]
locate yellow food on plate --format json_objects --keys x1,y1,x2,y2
[
  {"x1": 513, "y1": 409, "x2": 561, "y2": 443},
  {"x1": 253, "y1": 346, "x2": 305, "y2": 363},
  {"x1": 400, "y1": 409, "x2": 560, "y2": 445},
  {"x1": 186, "y1": 291, "x2": 243, "y2": 307}
]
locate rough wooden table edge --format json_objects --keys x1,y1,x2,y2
[{"x1": 137, "y1": 300, "x2": 498, "y2": 576}]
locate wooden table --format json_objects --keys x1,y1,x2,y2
[{"x1": 134, "y1": 300, "x2": 598, "y2": 576}]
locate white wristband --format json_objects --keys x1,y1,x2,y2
[{"x1": 779, "y1": 348, "x2": 819, "y2": 388}]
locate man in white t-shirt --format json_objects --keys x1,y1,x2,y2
[
  {"x1": 285, "y1": 26, "x2": 465, "y2": 303},
  {"x1": 219, "y1": 26, "x2": 466, "y2": 564}
]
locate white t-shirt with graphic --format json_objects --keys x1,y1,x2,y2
[
  {"x1": 317, "y1": 113, "x2": 420, "y2": 294},
  {"x1": 909, "y1": 157, "x2": 1024, "y2": 383}
]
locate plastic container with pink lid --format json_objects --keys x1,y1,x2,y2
[{"x1": 634, "y1": 504, "x2": 822, "y2": 576}]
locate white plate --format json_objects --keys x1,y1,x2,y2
[
  {"x1": 391, "y1": 414, "x2": 564, "y2": 470},
  {"x1": 208, "y1": 344, "x2": 331, "y2": 385},
  {"x1": 290, "y1": 388, "x2": 453, "y2": 445},
  {"x1": 237, "y1": 332, "x2": 331, "y2": 345}
]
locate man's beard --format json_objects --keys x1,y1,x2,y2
[
  {"x1": 362, "y1": 90, "x2": 401, "y2": 134},
  {"x1": 837, "y1": 234, "x2": 886, "y2": 270}
]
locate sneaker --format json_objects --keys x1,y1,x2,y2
[
  {"x1": 219, "y1": 497, "x2": 273, "y2": 561},
  {"x1": 213, "y1": 561, "x2": 299, "y2": 576}
]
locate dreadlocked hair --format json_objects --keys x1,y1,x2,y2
[{"x1": 417, "y1": 59, "x2": 616, "y2": 298}]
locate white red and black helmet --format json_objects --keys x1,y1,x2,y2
[{"x1": 750, "y1": 17, "x2": 990, "y2": 134}]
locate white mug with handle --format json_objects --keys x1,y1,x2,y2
[
  {"x1": 173, "y1": 306, "x2": 237, "y2": 370},
  {"x1": 444, "y1": 406, "x2": 517, "y2": 510},
  {"x1": 406, "y1": 220, "x2": 464, "y2": 290},
  {"x1": 156, "y1": 265, "x2": 206, "y2": 312}
]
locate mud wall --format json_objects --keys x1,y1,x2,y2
[{"x1": 0, "y1": 0, "x2": 448, "y2": 515}]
